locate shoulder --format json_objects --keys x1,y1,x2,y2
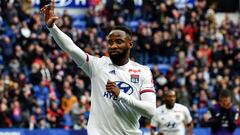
[
  {"x1": 211, "y1": 104, "x2": 221, "y2": 110},
  {"x1": 209, "y1": 104, "x2": 220, "y2": 113},
  {"x1": 130, "y1": 61, "x2": 151, "y2": 73},
  {"x1": 131, "y1": 61, "x2": 150, "y2": 69},
  {"x1": 175, "y1": 103, "x2": 187, "y2": 108},
  {"x1": 175, "y1": 103, "x2": 189, "y2": 111},
  {"x1": 92, "y1": 56, "x2": 111, "y2": 65},
  {"x1": 99, "y1": 56, "x2": 110, "y2": 61},
  {"x1": 156, "y1": 105, "x2": 165, "y2": 112},
  {"x1": 230, "y1": 106, "x2": 238, "y2": 113}
]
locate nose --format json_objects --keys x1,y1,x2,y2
[{"x1": 109, "y1": 43, "x2": 118, "y2": 49}]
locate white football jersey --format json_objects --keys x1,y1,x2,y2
[
  {"x1": 151, "y1": 103, "x2": 192, "y2": 135},
  {"x1": 49, "y1": 24, "x2": 156, "y2": 135},
  {"x1": 80, "y1": 55, "x2": 155, "y2": 135}
]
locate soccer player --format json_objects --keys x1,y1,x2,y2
[
  {"x1": 40, "y1": 1, "x2": 156, "y2": 135},
  {"x1": 207, "y1": 90, "x2": 238, "y2": 135},
  {"x1": 151, "y1": 90, "x2": 192, "y2": 135}
]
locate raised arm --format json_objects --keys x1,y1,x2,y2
[{"x1": 40, "y1": 0, "x2": 87, "y2": 67}]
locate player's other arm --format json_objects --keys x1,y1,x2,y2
[
  {"x1": 207, "y1": 108, "x2": 222, "y2": 126},
  {"x1": 184, "y1": 106, "x2": 193, "y2": 135},
  {"x1": 226, "y1": 108, "x2": 238, "y2": 132},
  {"x1": 150, "y1": 126, "x2": 156, "y2": 135},
  {"x1": 185, "y1": 122, "x2": 193, "y2": 135},
  {"x1": 40, "y1": 1, "x2": 87, "y2": 67},
  {"x1": 150, "y1": 113, "x2": 163, "y2": 135},
  {"x1": 150, "y1": 127, "x2": 163, "y2": 135}
]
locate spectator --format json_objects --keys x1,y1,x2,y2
[
  {"x1": 38, "y1": 118, "x2": 50, "y2": 129},
  {"x1": 24, "y1": 115, "x2": 37, "y2": 130},
  {"x1": 73, "y1": 113, "x2": 87, "y2": 130},
  {"x1": 71, "y1": 98, "x2": 86, "y2": 127},
  {"x1": 47, "y1": 101, "x2": 62, "y2": 128},
  {"x1": 61, "y1": 89, "x2": 78, "y2": 113}
]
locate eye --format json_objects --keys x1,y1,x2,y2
[
  {"x1": 107, "y1": 40, "x2": 113, "y2": 45},
  {"x1": 115, "y1": 39, "x2": 124, "y2": 44}
]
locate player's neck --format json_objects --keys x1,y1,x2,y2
[
  {"x1": 166, "y1": 104, "x2": 175, "y2": 109},
  {"x1": 112, "y1": 57, "x2": 129, "y2": 66}
]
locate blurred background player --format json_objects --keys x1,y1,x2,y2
[
  {"x1": 40, "y1": 1, "x2": 156, "y2": 135},
  {"x1": 151, "y1": 90, "x2": 192, "y2": 135},
  {"x1": 206, "y1": 90, "x2": 239, "y2": 135}
]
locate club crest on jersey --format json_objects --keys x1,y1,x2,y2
[
  {"x1": 176, "y1": 114, "x2": 180, "y2": 120},
  {"x1": 130, "y1": 74, "x2": 139, "y2": 83}
]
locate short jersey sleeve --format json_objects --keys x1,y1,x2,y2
[
  {"x1": 140, "y1": 68, "x2": 155, "y2": 95},
  {"x1": 183, "y1": 106, "x2": 192, "y2": 125}
]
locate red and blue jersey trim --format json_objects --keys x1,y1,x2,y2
[
  {"x1": 140, "y1": 89, "x2": 155, "y2": 94},
  {"x1": 86, "y1": 53, "x2": 89, "y2": 62}
]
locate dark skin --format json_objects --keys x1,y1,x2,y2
[
  {"x1": 106, "y1": 30, "x2": 133, "y2": 97},
  {"x1": 107, "y1": 30, "x2": 133, "y2": 66},
  {"x1": 40, "y1": 0, "x2": 58, "y2": 28},
  {"x1": 151, "y1": 91, "x2": 193, "y2": 135},
  {"x1": 40, "y1": 2, "x2": 133, "y2": 97},
  {"x1": 164, "y1": 91, "x2": 176, "y2": 109},
  {"x1": 219, "y1": 97, "x2": 232, "y2": 110}
]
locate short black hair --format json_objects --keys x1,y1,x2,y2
[
  {"x1": 164, "y1": 90, "x2": 176, "y2": 97},
  {"x1": 219, "y1": 90, "x2": 231, "y2": 99},
  {"x1": 110, "y1": 26, "x2": 132, "y2": 37}
]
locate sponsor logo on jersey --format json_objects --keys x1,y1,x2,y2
[
  {"x1": 109, "y1": 70, "x2": 116, "y2": 75},
  {"x1": 130, "y1": 74, "x2": 139, "y2": 83},
  {"x1": 165, "y1": 121, "x2": 176, "y2": 129},
  {"x1": 115, "y1": 81, "x2": 133, "y2": 95},
  {"x1": 103, "y1": 81, "x2": 133, "y2": 101},
  {"x1": 128, "y1": 69, "x2": 141, "y2": 73},
  {"x1": 103, "y1": 92, "x2": 120, "y2": 101}
]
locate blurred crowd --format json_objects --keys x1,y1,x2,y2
[{"x1": 0, "y1": 0, "x2": 239, "y2": 130}]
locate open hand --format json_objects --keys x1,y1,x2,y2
[
  {"x1": 40, "y1": 0, "x2": 58, "y2": 27},
  {"x1": 106, "y1": 80, "x2": 120, "y2": 97}
]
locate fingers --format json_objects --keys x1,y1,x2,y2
[
  {"x1": 40, "y1": 2, "x2": 56, "y2": 27},
  {"x1": 106, "y1": 80, "x2": 116, "y2": 91},
  {"x1": 40, "y1": 4, "x2": 51, "y2": 14},
  {"x1": 106, "y1": 80, "x2": 120, "y2": 97},
  {"x1": 107, "y1": 80, "x2": 113, "y2": 83},
  {"x1": 106, "y1": 80, "x2": 116, "y2": 87},
  {"x1": 52, "y1": 0, "x2": 55, "y2": 14},
  {"x1": 106, "y1": 83, "x2": 115, "y2": 89}
]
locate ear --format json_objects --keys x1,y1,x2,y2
[{"x1": 129, "y1": 40, "x2": 133, "y2": 49}]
